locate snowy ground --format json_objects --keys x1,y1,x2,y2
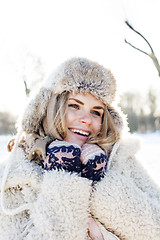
[
  {"x1": 0, "y1": 132, "x2": 160, "y2": 186},
  {"x1": 133, "y1": 131, "x2": 160, "y2": 186}
]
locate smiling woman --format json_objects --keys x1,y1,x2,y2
[
  {"x1": 43, "y1": 92, "x2": 109, "y2": 183},
  {"x1": 0, "y1": 57, "x2": 160, "y2": 240}
]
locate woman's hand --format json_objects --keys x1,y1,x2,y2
[
  {"x1": 88, "y1": 218, "x2": 104, "y2": 240},
  {"x1": 43, "y1": 140, "x2": 81, "y2": 173},
  {"x1": 81, "y1": 143, "x2": 108, "y2": 182},
  {"x1": 43, "y1": 141, "x2": 108, "y2": 181}
]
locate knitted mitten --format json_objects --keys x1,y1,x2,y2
[
  {"x1": 43, "y1": 140, "x2": 81, "y2": 174},
  {"x1": 81, "y1": 143, "x2": 108, "y2": 182}
]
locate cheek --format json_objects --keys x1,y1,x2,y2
[
  {"x1": 66, "y1": 109, "x2": 75, "y2": 126},
  {"x1": 92, "y1": 118, "x2": 102, "y2": 134},
  {"x1": 65, "y1": 112, "x2": 70, "y2": 126}
]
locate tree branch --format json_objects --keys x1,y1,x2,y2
[
  {"x1": 23, "y1": 79, "x2": 31, "y2": 97},
  {"x1": 124, "y1": 39, "x2": 149, "y2": 56},
  {"x1": 125, "y1": 20, "x2": 160, "y2": 76}
]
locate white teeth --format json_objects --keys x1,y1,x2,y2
[{"x1": 71, "y1": 129, "x2": 90, "y2": 136}]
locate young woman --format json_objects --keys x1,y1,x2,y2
[{"x1": 0, "y1": 57, "x2": 159, "y2": 240}]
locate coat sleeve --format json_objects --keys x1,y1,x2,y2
[
  {"x1": 90, "y1": 139, "x2": 160, "y2": 240},
  {"x1": 29, "y1": 170, "x2": 92, "y2": 240},
  {"x1": 0, "y1": 148, "x2": 42, "y2": 240},
  {"x1": 0, "y1": 146, "x2": 92, "y2": 240}
]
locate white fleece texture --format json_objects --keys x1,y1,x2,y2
[
  {"x1": 90, "y1": 137, "x2": 160, "y2": 240},
  {"x1": 30, "y1": 170, "x2": 91, "y2": 240},
  {"x1": 0, "y1": 136, "x2": 160, "y2": 239}
]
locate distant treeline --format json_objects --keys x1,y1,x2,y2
[
  {"x1": 0, "y1": 89, "x2": 159, "y2": 134},
  {"x1": 0, "y1": 112, "x2": 17, "y2": 135},
  {"x1": 119, "y1": 89, "x2": 160, "y2": 132}
]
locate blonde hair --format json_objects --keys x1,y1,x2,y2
[
  {"x1": 43, "y1": 91, "x2": 69, "y2": 140},
  {"x1": 43, "y1": 91, "x2": 119, "y2": 150}
]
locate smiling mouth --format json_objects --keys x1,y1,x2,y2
[{"x1": 70, "y1": 128, "x2": 90, "y2": 137}]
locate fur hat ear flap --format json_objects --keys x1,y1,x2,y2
[
  {"x1": 21, "y1": 88, "x2": 52, "y2": 134},
  {"x1": 107, "y1": 105, "x2": 128, "y2": 137}
]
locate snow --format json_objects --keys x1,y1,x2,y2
[
  {"x1": 0, "y1": 135, "x2": 14, "y2": 160},
  {"x1": 0, "y1": 132, "x2": 159, "y2": 186},
  {"x1": 133, "y1": 131, "x2": 160, "y2": 186}
]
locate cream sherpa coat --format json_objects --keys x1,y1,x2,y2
[
  {"x1": 0, "y1": 57, "x2": 160, "y2": 239},
  {"x1": 0, "y1": 135, "x2": 160, "y2": 240}
]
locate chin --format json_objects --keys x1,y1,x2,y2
[
  {"x1": 69, "y1": 139, "x2": 85, "y2": 147},
  {"x1": 65, "y1": 130, "x2": 88, "y2": 146}
]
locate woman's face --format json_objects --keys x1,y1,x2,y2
[{"x1": 65, "y1": 92, "x2": 104, "y2": 146}]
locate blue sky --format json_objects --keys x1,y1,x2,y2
[{"x1": 0, "y1": 0, "x2": 160, "y2": 115}]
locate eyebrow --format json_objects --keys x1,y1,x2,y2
[
  {"x1": 68, "y1": 97, "x2": 104, "y2": 111},
  {"x1": 93, "y1": 106, "x2": 104, "y2": 111},
  {"x1": 68, "y1": 98, "x2": 84, "y2": 105}
]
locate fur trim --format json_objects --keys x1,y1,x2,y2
[
  {"x1": 108, "y1": 105, "x2": 128, "y2": 137},
  {"x1": 22, "y1": 89, "x2": 52, "y2": 134},
  {"x1": 42, "y1": 57, "x2": 116, "y2": 104},
  {"x1": 21, "y1": 57, "x2": 126, "y2": 136}
]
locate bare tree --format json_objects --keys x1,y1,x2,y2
[
  {"x1": 17, "y1": 53, "x2": 45, "y2": 98},
  {"x1": 23, "y1": 77, "x2": 31, "y2": 97},
  {"x1": 125, "y1": 20, "x2": 160, "y2": 76},
  {"x1": 148, "y1": 88, "x2": 157, "y2": 116}
]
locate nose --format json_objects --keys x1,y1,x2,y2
[{"x1": 79, "y1": 112, "x2": 92, "y2": 125}]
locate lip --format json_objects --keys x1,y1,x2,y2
[
  {"x1": 69, "y1": 128, "x2": 91, "y2": 134},
  {"x1": 68, "y1": 128, "x2": 91, "y2": 140}
]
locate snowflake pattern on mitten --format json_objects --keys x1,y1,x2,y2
[
  {"x1": 42, "y1": 141, "x2": 81, "y2": 173},
  {"x1": 81, "y1": 143, "x2": 108, "y2": 182},
  {"x1": 81, "y1": 153, "x2": 108, "y2": 181}
]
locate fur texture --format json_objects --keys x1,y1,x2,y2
[
  {"x1": 21, "y1": 57, "x2": 126, "y2": 136},
  {"x1": 43, "y1": 58, "x2": 116, "y2": 104},
  {"x1": 1, "y1": 57, "x2": 159, "y2": 239},
  {"x1": 0, "y1": 136, "x2": 160, "y2": 239},
  {"x1": 91, "y1": 137, "x2": 160, "y2": 240}
]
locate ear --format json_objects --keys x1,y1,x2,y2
[
  {"x1": 108, "y1": 105, "x2": 128, "y2": 137},
  {"x1": 21, "y1": 88, "x2": 52, "y2": 134}
]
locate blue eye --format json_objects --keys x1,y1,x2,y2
[
  {"x1": 92, "y1": 110, "x2": 101, "y2": 116},
  {"x1": 68, "y1": 104, "x2": 79, "y2": 110}
]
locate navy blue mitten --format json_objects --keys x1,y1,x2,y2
[
  {"x1": 43, "y1": 140, "x2": 81, "y2": 174},
  {"x1": 81, "y1": 143, "x2": 108, "y2": 182}
]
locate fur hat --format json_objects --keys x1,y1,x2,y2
[{"x1": 21, "y1": 57, "x2": 126, "y2": 137}]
